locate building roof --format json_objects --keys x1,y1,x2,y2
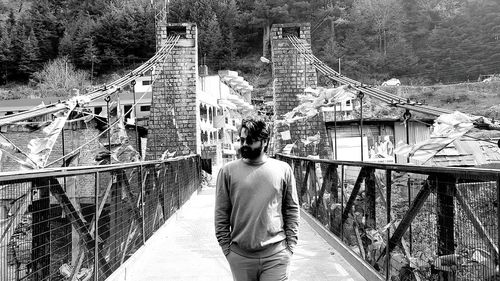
[{"x1": 425, "y1": 130, "x2": 500, "y2": 167}]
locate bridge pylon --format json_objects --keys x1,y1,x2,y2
[
  {"x1": 147, "y1": 23, "x2": 200, "y2": 159},
  {"x1": 270, "y1": 23, "x2": 332, "y2": 159}
]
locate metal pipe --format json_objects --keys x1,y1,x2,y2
[
  {"x1": 334, "y1": 103, "x2": 337, "y2": 160},
  {"x1": 340, "y1": 165, "x2": 344, "y2": 240},
  {"x1": 359, "y1": 92, "x2": 364, "y2": 161},
  {"x1": 105, "y1": 95, "x2": 112, "y2": 164},
  {"x1": 131, "y1": 80, "x2": 141, "y2": 159},
  {"x1": 94, "y1": 172, "x2": 100, "y2": 281},
  {"x1": 62, "y1": 128, "x2": 67, "y2": 190},
  {"x1": 386, "y1": 169, "x2": 392, "y2": 281},
  {"x1": 404, "y1": 109, "x2": 412, "y2": 164},
  {"x1": 151, "y1": 65, "x2": 158, "y2": 160}
]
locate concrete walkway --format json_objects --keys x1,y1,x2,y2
[{"x1": 106, "y1": 187, "x2": 367, "y2": 281}]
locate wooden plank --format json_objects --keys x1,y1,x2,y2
[
  {"x1": 89, "y1": 178, "x2": 114, "y2": 239},
  {"x1": 47, "y1": 177, "x2": 111, "y2": 277},
  {"x1": 118, "y1": 170, "x2": 142, "y2": 225},
  {"x1": 309, "y1": 162, "x2": 318, "y2": 216},
  {"x1": 109, "y1": 172, "x2": 121, "y2": 266},
  {"x1": 379, "y1": 177, "x2": 433, "y2": 261},
  {"x1": 158, "y1": 164, "x2": 167, "y2": 224},
  {"x1": 120, "y1": 220, "x2": 139, "y2": 265},
  {"x1": 353, "y1": 217, "x2": 366, "y2": 260},
  {"x1": 301, "y1": 162, "x2": 312, "y2": 203},
  {"x1": 455, "y1": 187, "x2": 499, "y2": 258},
  {"x1": 365, "y1": 168, "x2": 376, "y2": 229},
  {"x1": 341, "y1": 167, "x2": 368, "y2": 225},
  {"x1": 152, "y1": 166, "x2": 165, "y2": 229},
  {"x1": 315, "y1": 164, "x2": 337, "y2": 217},
  {"x1": 69, "y1": 246, "x2": 85, "y2": 281},
  {"x1": 322, "y1": 164, "x2": 339, "y2": 233}
]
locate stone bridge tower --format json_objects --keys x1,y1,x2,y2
[
  {"x1": 147, "y1": 23, "x2": 200, "y2": 159},
  {"x1": 270, "y1": 23, "x2": 332, "y2": 159}
]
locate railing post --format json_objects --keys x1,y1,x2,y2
[
  {"x1": 385, "y1": 169, "x2": 391, "y2": 281},
  {"x1": 31, "y1": 178, "x2": 50, "y2": 281},
  {"x1": 340, "y1": 165, "x2": 345, "y2": 240},
  {"x1": 407, "y1": 177, "x2": 412, "y2": 254},
  {"x1": 94, "y1": 172, "x2": 99, "y2": 281},
  {"x1": 105, "y1": 95, "x2": 112, "y2": 165},
  {"x1": 497, "y1": 175, "x2": 500, "y2": 276},
  {"x1": 436, "y1": 175, "x2": 456, "y2": 281},
  {"x1": 141, "y1": 164, "x2": 146, "y2": 244}
]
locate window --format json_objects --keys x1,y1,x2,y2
[
  {"x1": 94, "y1": 107, "x2": 102, "y2": 115},
  {"x1": 124, "y1": 105, "x2": 132, "y2": 120},
  {"x1": 345, "y1": 100, "x2": 351, "y2": 107},
  {"x1": 140, "y1": 106, "x2": 151, "y2": 112},
  {"x1": 142, "y1": 80, "x2": 152, "y2": 86}
]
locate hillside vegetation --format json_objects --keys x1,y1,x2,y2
[
  {"x1": 383, "y1": 81, "x2": 500, "y2": 119},
  {"x1": 0, "y1": 0, "x2": 499, "y2": 119}
]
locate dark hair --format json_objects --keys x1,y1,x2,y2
[{"x1": 239, "y1": 118, "x2": 270, "y2": 151}]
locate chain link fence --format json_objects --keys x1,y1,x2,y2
[
  {"x1": 277, "y1": 154, "x2": 499, "y2": 281},
  {"x1": 0, "y1": 155, "x2": 201, "y2": 281}
]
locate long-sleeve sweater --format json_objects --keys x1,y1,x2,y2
[{"x1": 214, "y1": 157, "x2": 299, "y2": 258}]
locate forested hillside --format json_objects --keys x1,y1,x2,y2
[{"x1": 0, "y1": 0, "x2": 499, "y2": 91}]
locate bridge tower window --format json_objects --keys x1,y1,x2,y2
[
  {"x1": 282, "y1": 27, "x2": 300, "y2": 38},
  {"x1": 167, "y1": 26, "x2": 187, "y2": 38}
]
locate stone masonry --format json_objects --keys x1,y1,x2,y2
[
  {"x1": 147, "y1": 23, "x2": 200, "y2": 159},
  {"x1": 270, "y1": 23, "x2": 332, "y2": 158}
]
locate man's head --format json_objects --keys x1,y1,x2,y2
[{"x1": 238, "y1": 118, "x2": 270, "y2": 160}]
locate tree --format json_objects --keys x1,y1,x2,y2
[
  {"x1": 0, "y1": 25, "x2": 14, "y2": 84},
  {"x1": 200, "y1": 15, "x2": 225, "y2": 69},
  {"x1": 29, "y1": 0, "x2": 63, "y2": 61},
  {"x1": 249, "y1": 0, "x2": 291, "y2": 57},
  {"x1": 33, "y1": 56, "x2": 89, "y2": 97},
  {"x1": 351, "y1": 0, "x2": 404, "y2": 55}
]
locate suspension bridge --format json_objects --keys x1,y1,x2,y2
[{"x1": 0, "y1": 22, "x2": 499, "y2": 281}]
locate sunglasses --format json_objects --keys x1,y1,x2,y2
[{"x1": 239, "y1": 137, "x2": 262, "y2": 145}]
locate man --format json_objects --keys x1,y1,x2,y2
[{"x1": 215, "y1": 118, "x2": 299, "y2": 281}]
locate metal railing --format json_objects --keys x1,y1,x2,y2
[
  {"x1": 0, "y1": 155, "x2": 201, "y2": 281},
  {"x1": 276, "y1": 154, "x2": 500, "y2": 281}
]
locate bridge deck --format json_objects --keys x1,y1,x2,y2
[{"x1": 106, "y1": 184, "x2": 367, "y2": 281}]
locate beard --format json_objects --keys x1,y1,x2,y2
[{"x1": 240, "y1": 144, "x2": 263, "y2": 160}]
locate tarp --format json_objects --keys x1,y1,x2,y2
[{"x1": 395, "y1": 111, "x2": 474, "y2": 164}]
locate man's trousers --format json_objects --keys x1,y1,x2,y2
[{"x1": 226, "y1": 249, "x2": 292, "y2": 281}]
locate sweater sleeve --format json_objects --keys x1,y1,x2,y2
[
  {"x1": 214, "y1": 167, "x2": 232, "y2": 256},
  {"x1": 282, "y1": 164, "x2": 299, "y2": 253}
]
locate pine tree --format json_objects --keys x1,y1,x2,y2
[
  {"x1": 16, "y1": 27, "x2": 41, "y2": 80},
  {"x1": 0, "y1": 25, "x2": 13, "y2": 84},
  {"x1": 29, "y1": 0, "x2": 62, "y2": 61}
]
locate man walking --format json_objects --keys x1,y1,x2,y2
[{"x1": 215, "y1": 118, "x2": 299, "y2": 281}]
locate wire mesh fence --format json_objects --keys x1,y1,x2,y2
[
  {"x1": 0, "y1": 155, "x2": 201, "y2": 281},
  {"x1": 277, "y1": 154, "x2": 500, "y2": 281}
]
